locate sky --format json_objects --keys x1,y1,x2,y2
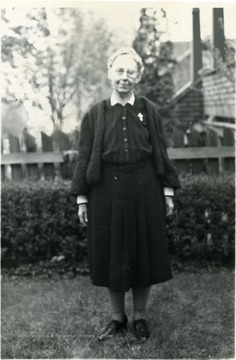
[
  {"x1": 3, "y1": 1, "x2": 234, "y2": 43},
  {"x1": 75, "y1": 1, "x2": 236, "y2": 42}
]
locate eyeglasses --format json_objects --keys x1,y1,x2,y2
[{"x1": 114, "y1": 68, "x2": 138, "y2": 78}]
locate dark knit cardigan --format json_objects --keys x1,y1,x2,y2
[{"x1": 70, "y1": 96, "x2": 180, "y2": 196}]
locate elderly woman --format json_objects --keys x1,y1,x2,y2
[{"x1": 70, "y1": 47, "x2": 180, "y2": 342}]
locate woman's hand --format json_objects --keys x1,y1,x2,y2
[
  {"x1": 165, "y1": 196, "x2": 174, "y2": 216},
  {"x1": 78, "y1": 204, "x2": 88, "y2": 226}
]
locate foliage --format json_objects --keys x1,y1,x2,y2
[
  {"x1": 1, "y1": 180, "x2": 88, "y2": 275},
  {"x1": 167, "y1": 173, "x2": 235, "y2": 269},
  {"x1": 1, "y1": 8, "x2": 113, "y2": 131},
  {"x1": 201, "y1": 37, "x2": 235, "y2": 83},
  {"x1": 1, "y1": 174, "x2": 234, "y2": 277},
  {"x1": 133, "y1": 7, "x2": 175, "y2": 136}
]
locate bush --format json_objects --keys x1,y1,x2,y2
[
  {"x1": 1, "y1": 174, "x2": 235, "y2": 276},
  {"x1": 1, "y1": 180, "x2": 88, "y2": 275},
  {"x1": 167, "y1": 173, "x2": 235, "y2": 269}
]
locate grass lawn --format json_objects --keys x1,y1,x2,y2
[{"x1": 1, "y1": 269, "x2": 234, "y2": 359}]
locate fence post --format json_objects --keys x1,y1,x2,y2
[
  {"x1": 188, "y1": 128, "x2": 206, "y2": 174},
  {"x1": 52, "y1": 130, "x2": 72, "y2": 179},
  {"x1": 9, "y1": 133, "x2": 22, "y2": 180},
  {"x1": 206, "y1": 127, "x2": 220, "y2": 175},
  {"x1": 41, "y1": 132, "x2": 54, "y2": 179},
  {"x1": 1, "y1": 138, "x2": 8, "y2": 180},
  {"x1": 62, "y1": 150, "x2": 78, "y2": 179},
  {"x1": 222, "y1": 128, "x2": 235, "y2": 172},
  {"x1": 172, "y1": 128, "x2": 190, "y2": 173},
  {"x1": 23, "y1": 130, "x2": 39, "y2": 180},
  {"x1": 19, "y1": 135, "x2": 27, "y2": 178},
  {"x1": 52, "y1": 132, "x2": 61, "y2": 180}
]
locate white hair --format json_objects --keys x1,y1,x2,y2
[{"x1": 107, "y1": 47, "x2": 144, "y2": 75}]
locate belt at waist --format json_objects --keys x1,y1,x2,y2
[{"x1": 102, "y1": 158, "x2": 152, "y2": 173}]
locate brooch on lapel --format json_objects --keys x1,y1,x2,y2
[{"x1": 137, "y1": 113, "x2": 144, "y2": 122}]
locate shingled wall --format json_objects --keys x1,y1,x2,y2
[
  {"x1": 203, "y1": 67, "x2": 235, "y2": 119},
  {"x1": 172, "y1": 83, "x2": 204, "y2": 131}
]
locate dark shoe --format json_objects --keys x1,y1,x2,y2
[
  {"x1": 97, "y1": 314, "x2": 128, "y2": 340},
  {"x1": 133, "y1": 319, "x2": 150, "y2": 342}
]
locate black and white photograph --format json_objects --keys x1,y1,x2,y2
[{"x1": 1, "y1": 1, "x2": 235, "y2": 358}]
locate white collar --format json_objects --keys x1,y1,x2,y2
[{"x1": 110, "y1": 92, "x2": 135, "y2": 106}]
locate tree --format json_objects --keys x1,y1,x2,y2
[
  {"x1": 2, "y1": 8, "x2": 113, "y2": 134},
  {"x1": 133, "y1": 8, "x2": 175, "y2": 137},
  {"x1": 72, "y1": 13, "x2": 114, "y2": 115},
  {"x1": 201, "y1": 36, "x2": 235, "y2": 83}
]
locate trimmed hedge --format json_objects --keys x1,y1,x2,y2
[
  {"x1": 1, "y1": 180, "x2": 88, "y2": 276},
  {"x1": 167, "y1": 173, "x2": 235, "y2": 269},
  {"x1": 1, "y1": 174, "x2": 235, "y2": 276}
]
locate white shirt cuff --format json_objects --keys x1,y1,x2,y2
[
  {"x1": 164, "y1": 187, "x2": 174, "y2": 196},
  {"x1": 76, "y1": 195, "x2": 88, "y2": 204}
]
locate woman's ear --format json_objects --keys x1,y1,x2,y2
[
  {"x1": 108, "y1": 68, "x2": 113, "y2": 80},
  {"x1": 134, "y1": 72, "x2": 142, "y2": 84}
]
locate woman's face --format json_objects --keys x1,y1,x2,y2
[{"x1": 108, "y1": 54, "x2": 141, "y2": 94}]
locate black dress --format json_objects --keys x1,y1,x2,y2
[{"x1": 87, "y1": 97, "x2": 172, "y2": 292}]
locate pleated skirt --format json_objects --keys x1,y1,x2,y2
[{"x1": 87, "y1": 158, "x2": 172, "y2": 292}]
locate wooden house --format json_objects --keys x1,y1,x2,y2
[
  {"x1": 171, "y1": 8, "x2": 235, "y2": 130},
  {"x1": 169, "y1": 7, "x2": 235, "y2": 173}
]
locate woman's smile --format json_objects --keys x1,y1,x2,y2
[
  {"x1": 116, "y1": 81, "x2": 132, "y2": 93},
  {"x1": 118, "y1": 82, "x2": 130, "y2": 88}
]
